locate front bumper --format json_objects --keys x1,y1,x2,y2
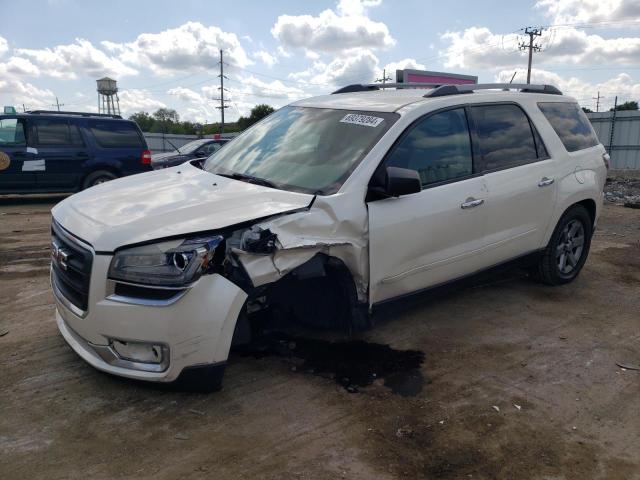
[{"x1": 52, "y1": 254, "x2": 247, "y2": 382}]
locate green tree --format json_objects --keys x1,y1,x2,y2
[
  {"x1": 128, "y1": 112, "x2": 155, "y2": 131},
  {"x1": 237, "y1": 104, "x2": 275, "y2": 130},
  {"x1": 610, "y1": 101, "x2": 638, "y2": 111},
  {"x1": 153, "y1": 108, "x2": 180, "y2": 123},
  {"x1": 582, "y1": 107, "x2": 593, "y2": 113}
]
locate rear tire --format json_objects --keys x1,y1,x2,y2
[
  {"x1": 533, "y1": 204, "x2": 592, "y2": 285},
  {"x1": 82, "y1": 170, "x2": 117, "y2": 190}
]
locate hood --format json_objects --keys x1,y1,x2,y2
[{"x1": 52, "y1": 163, "x2": 314, "y2": 251}]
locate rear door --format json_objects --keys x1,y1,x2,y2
[
  {"x1": 368, "y1": 107, "x2": 489, "y2": 304},
  {"x1": 0, "y1": 117, "x2": 37, "y2": 191},
  {"x1": 31, "y1": 117, "x2": 88, "y2": 190},
  {"x1": 468, "y1": 103, "x2": 556, "y2": 265}
]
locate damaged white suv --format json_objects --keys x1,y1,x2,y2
[{"x1": 51, "y1": 83, "x2": 607, "y2": 390}]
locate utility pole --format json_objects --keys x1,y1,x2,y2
[
  {"x1": 52, "y1": 97, "x2": 64, "y2": 111},
  {"x1": 519, "y1": 27, "x2": 543, "y2": 84},
  {"x1": 609, "y1": 95, "x2": 618, "y2": 154},
  {"x1": 375, "y1": 68, "x2": 392, "y2": 85},
  {"x1": 593, "y1": 91, "x2": 603, "y2": 112},
  {"x1": 215, "y1": 49, "x2": 229, "y2": 134}
]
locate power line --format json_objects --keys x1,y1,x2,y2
[{"x1": 593, "y1": 91, "x2": 604, "y2": 112}]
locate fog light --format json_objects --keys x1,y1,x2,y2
[{"x1": 111, "y1": 339, "x2": 166, "y2": 364}]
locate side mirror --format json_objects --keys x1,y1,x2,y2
[{"x1": 385, "y1": 166, "x2": 421, "y2": 197}]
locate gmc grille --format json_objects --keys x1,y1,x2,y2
[{"x1": 51, "y1": 221, "x2": 93, "y2": 312}]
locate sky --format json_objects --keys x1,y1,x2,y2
[{"x1": 1, "y1": 0, "x2": 639, "y2": 122}]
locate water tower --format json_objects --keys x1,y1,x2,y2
[{"x1": 97, "y1": 77, "x2": 121, "y2": 116}]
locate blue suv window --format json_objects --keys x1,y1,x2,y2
[
  {"x1": 33, "y1": 118, "x2": 83, "y2": 146},
  {"x1": 89, "y1": 121, "x2": 143, "y2": 148}
]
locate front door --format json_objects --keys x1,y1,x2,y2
[
  {"x1": 368, "y1": 107, "x2": 489, "y2": 304},
  {"x1": 0, "y1": 117, "x2": 37, "y2": 191}
]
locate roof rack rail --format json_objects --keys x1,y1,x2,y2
[
  {"x1": 26, "y1": 110, "x2": 123, "y2": 119},
  {"x1": 331, "y1": 82, "x2": 562, "y2": 97},
  {"x1": 332, "y1": 82, "x2": 447, "y2": 94},
  {"x1": 424, "y1": 83, "x2": 562, "y2": 97}
]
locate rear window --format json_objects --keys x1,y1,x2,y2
[
  {"x1": 89, "y1": 121, "x2": 144, "y2": 148},
  {"x1": 538, "y1": 102, "x2": 599, "y2": 152}
]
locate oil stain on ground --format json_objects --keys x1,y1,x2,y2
[{"x1": 236, "y1": 334, "x2": 426, "y2": 396}]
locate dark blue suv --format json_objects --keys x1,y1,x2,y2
[{"x1": 0, "y1": 111, "x2": 151, "y2": 193}]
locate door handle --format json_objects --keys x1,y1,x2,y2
[
  {"x1": 538, "y1": 177, "x2": 554, "y2": 187},
  {"x1": 461, "y1": 198, "x2": 484, "y2": 209}
]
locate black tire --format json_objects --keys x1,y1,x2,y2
[
  {"x1": 533, "y1": 204, "x2": 592, "y2": 285},
  {"x1": 82, "y1": 170, "x2": 117, "y2": 190}
]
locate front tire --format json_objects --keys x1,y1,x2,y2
[
  {"x1": 82, "y1": 170, "x2": 117, "y2": 190},
  {"x1": 533, "y1": 205, "x2": 592, "y2": 285}
]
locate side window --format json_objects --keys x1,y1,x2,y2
[
  {"x1": 470, "y1": 104, "x2": 538, "y2": 171},
  {"x1": 89, "y1": 121, "x2": 144, "y2": 148},
  {"x1": 384, "y1": 108, "x2": 473, "y2": 186},
  {"x1": 538, "y1": 102, "x2": 599, "y2": 152},
  {"x1": 0, "y1": 119, "x2": 26, "y2": 146},
  {"x1": 33, "y1": 119, "x2": 74, "y2": 146}
]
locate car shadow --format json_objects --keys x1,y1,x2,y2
[{"x1": 0, "y1": 194, "x2": 70, "y2": 206}]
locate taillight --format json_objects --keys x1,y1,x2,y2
[
  {"x1": 602, "y1": 152, "x2": 610, "y2": 170},
  {"x1": 141, "y1": 150, "x2": 152, "y2": 165}
]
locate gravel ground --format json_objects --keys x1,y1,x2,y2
[
  {"x1": 1, "y1": 196, "x2": 639, "y2": 480},
  {"x1": 605, "y1": 177, "x2": 640, "y2": 207}
]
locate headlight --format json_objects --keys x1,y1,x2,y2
[{"x1": 108, "y1": 235, "x2": 223, "y2": 288}]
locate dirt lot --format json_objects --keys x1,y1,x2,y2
[{"x1": 1, "y1": 196, "x2": 639, "y2": 480}]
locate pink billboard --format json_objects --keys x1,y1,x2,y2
[{"x1": 397, "y1": 69, "x2": 477, "y2": 85}]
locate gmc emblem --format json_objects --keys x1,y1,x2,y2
[{"x1": 51, "y1": 240, "x2": 70, "y2": 271}]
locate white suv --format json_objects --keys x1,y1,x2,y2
[{"x1": 50, "y1": 83, "x2": 607, "y2": 390}]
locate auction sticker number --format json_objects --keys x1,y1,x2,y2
[{"x1": 340, "y1": 114, "x2": 384, "y2": 128}]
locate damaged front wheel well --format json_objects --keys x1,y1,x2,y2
[{"x1": 242, "y1": 254, "x2": 370, "y2": 336}]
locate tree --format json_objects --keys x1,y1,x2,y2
[
  {"x1": 582, "y1": 107, "x2": 593, "y2": 113},
  {"x1": 237, "y1": 104, "x2": 275, "y2": 130},
  {"x1": 610, "y1": 101, "x2": 638, "y2": 111},
  {"x1": 128, "y1": 112, "x2": 155, "y2": 131},
  {"x1": 152, "y1": 108, "x2": 180, "y2": 124}
]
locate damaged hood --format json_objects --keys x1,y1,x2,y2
[{"x1": 52, "y1": 163, "x2": 313, "y2": 251}]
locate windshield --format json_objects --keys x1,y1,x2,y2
[
  {"x1": 203, "y1": 106, "x2": 398, "y2": 194},
  {"x1": 177, "y1": 139, "x2": 209, "y2": 154}
]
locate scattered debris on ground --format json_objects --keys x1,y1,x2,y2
[{"x1": 605, "y1": 177, "x2": 640, "y2": 207}]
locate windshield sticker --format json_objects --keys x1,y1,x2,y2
[{"x1": 340, "y1": 114, "x2": 384, "y2": 128}]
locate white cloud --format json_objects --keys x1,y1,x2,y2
[
  {"x1": 0, "y1": 79, "x2": 55, "y2": 110},
  {"x1": 118, "y1": 89, "x2": 166, "y2": 115},
  {"x1": 271, "y1": 0, "x2": 394, "y2": 54},
  {"x1": 441, "y1": 26, "x2": 640, "y2": 70},
  {"x1": 113, "y1": 22, "x2": 251, "y2": 75},
  {"x1": 0, "y1": 56, "x2": 40, "y2": 76},
  {"x1": 253, "y1": 50, "x2": 277, "y2": 68},
  {"x1": 306, "y1": 48, "x2": 379, "y2": 87},
  {"x1": 536, "y1": 0, "x2": 640, "y2": 25},
  {"x1": 495, "y1": 68, "x2": 640, "y2": 111},
  {"x1": 15, "y1": 39, "x2": 137, "y2": 80},
  {"x1": 0, "y1": 36, "x2": 8, "y2": 58}
]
